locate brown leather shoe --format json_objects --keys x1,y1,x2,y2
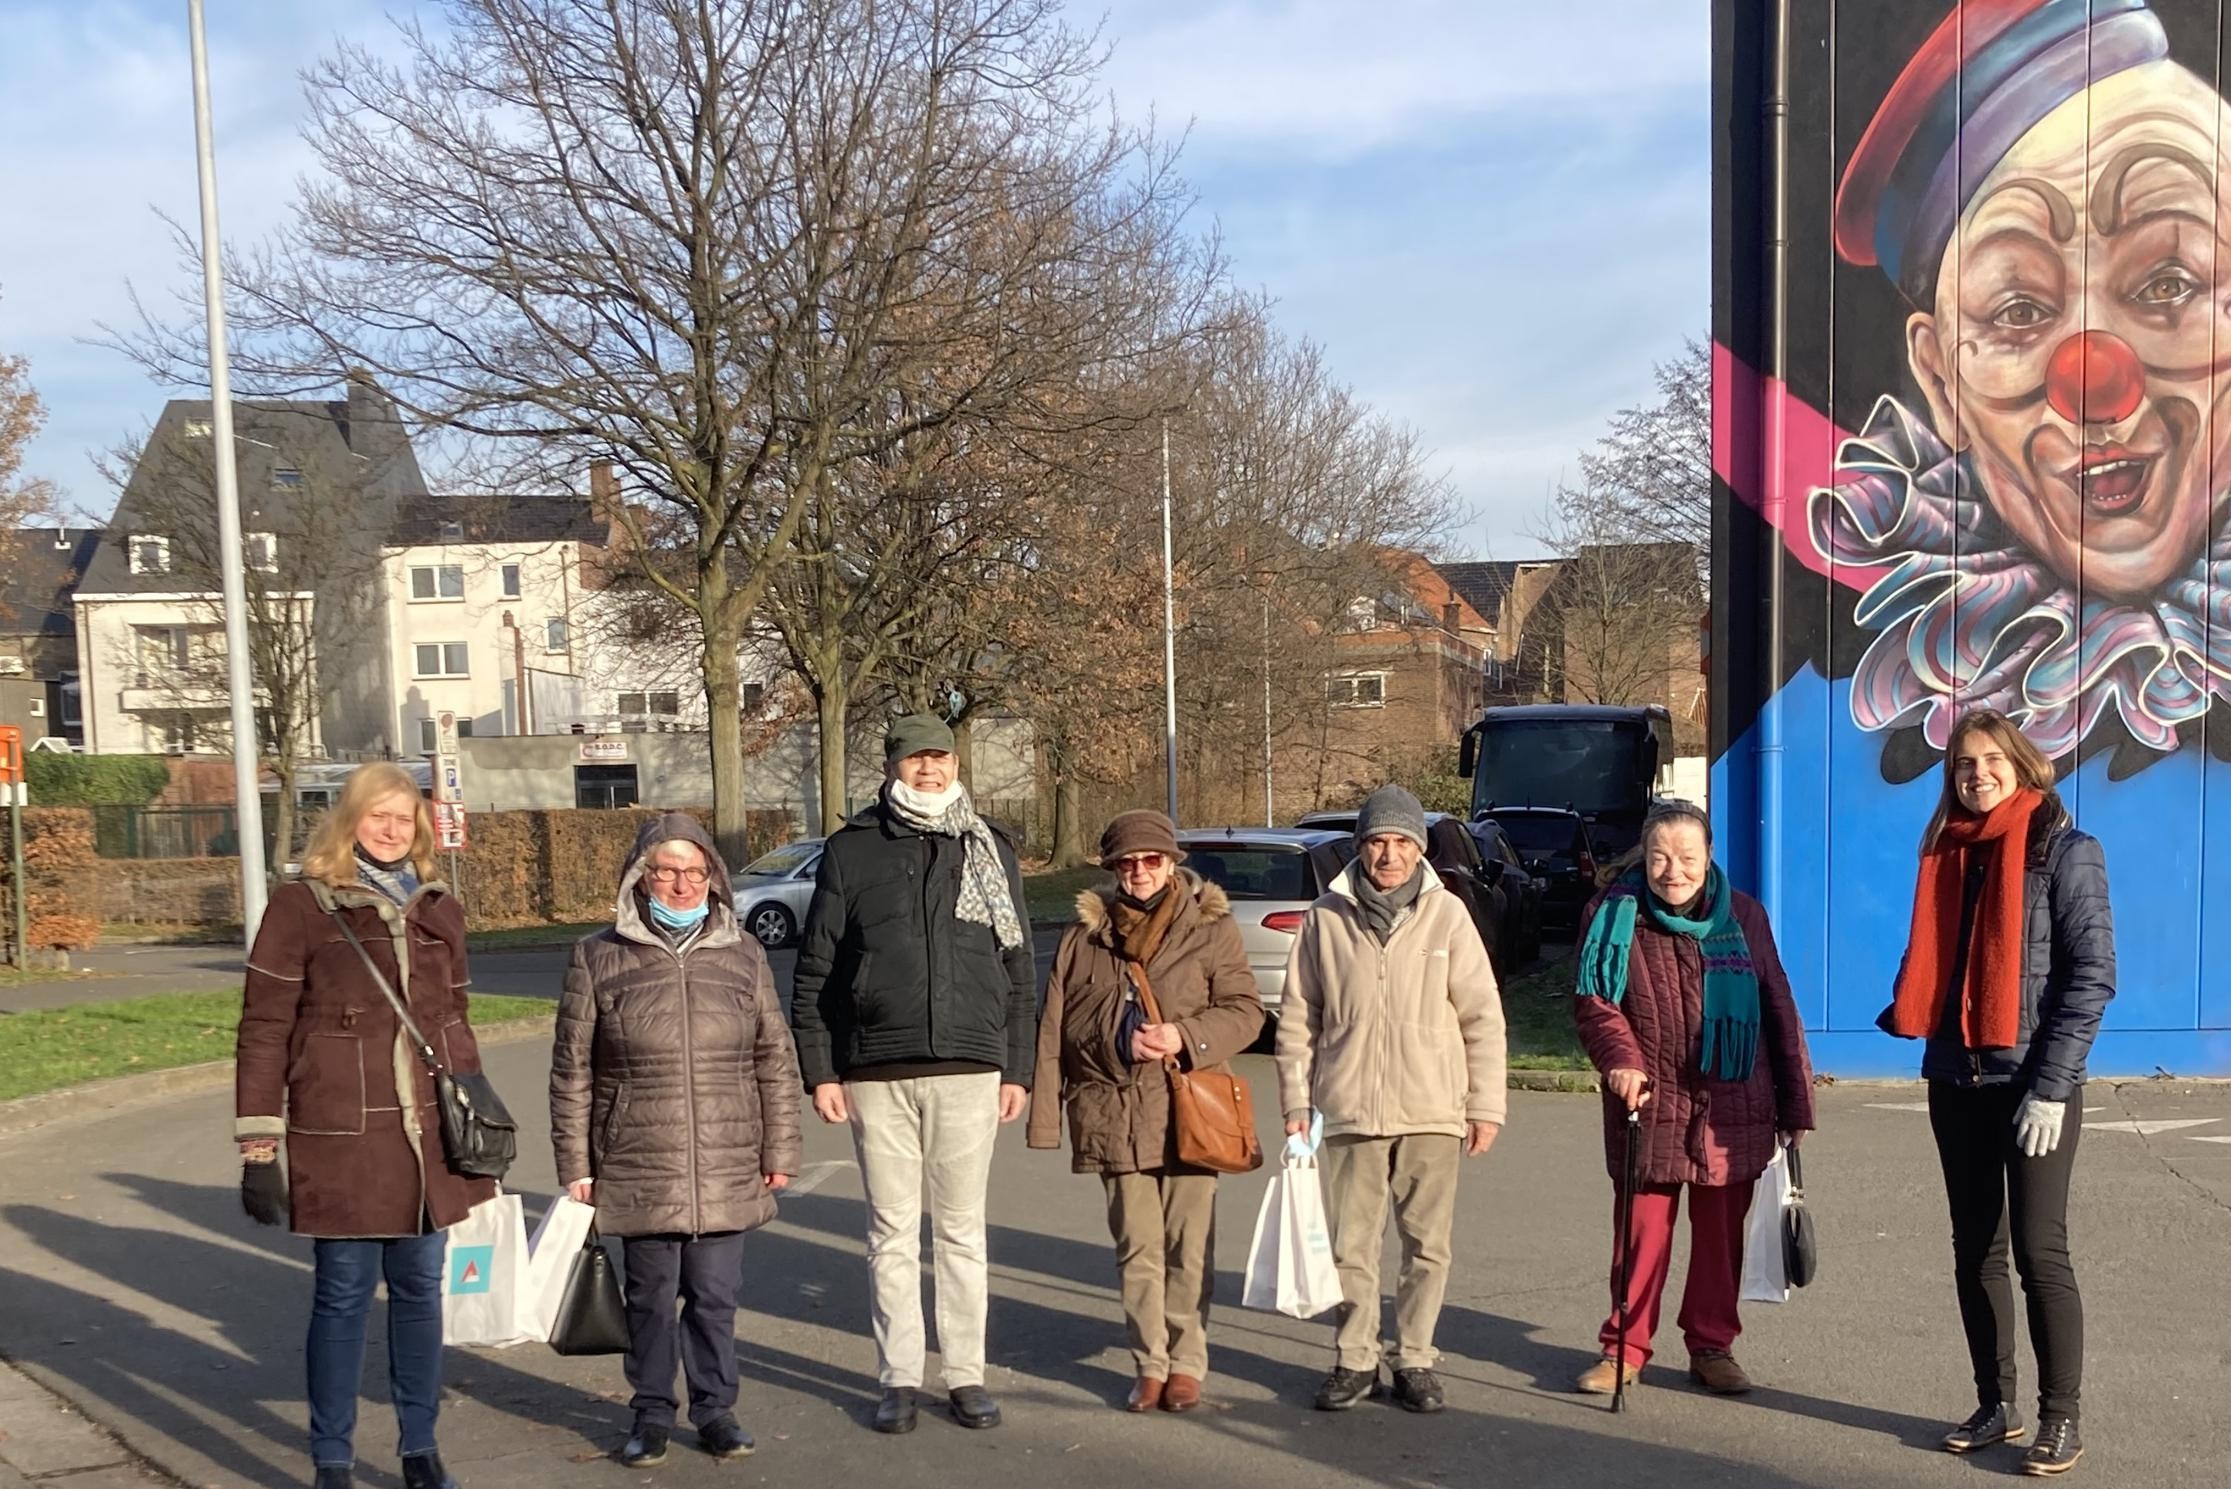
[
  {"x1": 1160, "y1": 1374, "x2": 1202, "y2": 1412},
  {"x1": 1125, "y1": 1377, "x2": 1164, "y2": 1413},
  {"x1": 1688, "y1": 1351, "x2": 1753, "y2": 1395},
  {"x1": 1575, "y1": 1358, "x2": 1642, "y2": 1395}
]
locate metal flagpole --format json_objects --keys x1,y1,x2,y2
[
  {"x1": 189, "y1": 0, "x2": 270, "y2": 948},
  {"x1": 1161, "y1": 422, "x2": 1179, "y2": 822}
]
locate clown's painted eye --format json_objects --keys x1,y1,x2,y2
[
  {"x1": 1991, "y1": 297, "x2": 2054, "y2": 331},
  {"x1": 2132, "y1": 266, "x2": 2200, "y2": 308}
]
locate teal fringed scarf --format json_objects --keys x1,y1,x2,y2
[{"x1": 1577, "y1": 866, "x2": 1761, "y2": 1082}]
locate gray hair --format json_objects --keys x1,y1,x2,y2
[{"x1": 1641, "y1": 798, "x2": 1712, "y2": 848}]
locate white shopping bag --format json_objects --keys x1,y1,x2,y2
[
  {"x1": 1740, "y1": 1146, "x2": 1791, "y2": 1305},
  {"x1": 441, "y1": 1191, "x2": 537, "y2": 1347},
  {"x1": 524, "y1": 1195, "x2": 598, "y2": 1342},
  {"x1": 1243, "y1": 1149, "x2": 1343, "y2": 1319}
]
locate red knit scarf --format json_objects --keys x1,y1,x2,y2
[{"x1": 1886, "y1": 788, "x2": 2042, "y2": 1049}]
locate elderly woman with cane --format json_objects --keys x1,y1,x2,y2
[{"x1": 1571, "y1": 800, "x2": 1815, "y2": 1399}]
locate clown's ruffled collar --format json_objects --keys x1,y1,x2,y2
[{"x1": 1808, "y1": 396, "x2": 2231, "y2": 760}]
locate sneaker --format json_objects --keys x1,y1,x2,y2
[
  {"x1": 1575, "y1": 1358, "x2": 1643, "y2": 1395},
  {"x1": 2022, "y1": 1416, "x2": 2083, "y2": 1476},
  {"x1": 872, "y1": 1389, "x2": 918, "y2": 1435},
  {"x1": 696, "y1": 1416, "x2": 754, "y2": 1460},
  {"x1": 1687, "y1": 1351, "x2": 1753, "y2": 1395},
  {"x1": 1312, "y1": 1366, "x2": 1378, "y2": 1412},
  {"x1": 948, "y1": 1386, "x2": 1002, "y2": 1430},
  {"x1": 1944, "y1": 1402, "x2": 2026, "y2": 1454},
  {"x1": 619, "y1": 1425, "x2": 670, "y2": 1469},
  {"x1": 1390, "y1": 1368, "x2": 1446, "y2": 1414}
]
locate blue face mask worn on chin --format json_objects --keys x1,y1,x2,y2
[{"x1": 647, "y1": 895, "x2": 710, "y2": 932}]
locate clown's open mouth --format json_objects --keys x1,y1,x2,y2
[{"x1": 2070, "y1": 446, "x2": 2155, "y2": 516}]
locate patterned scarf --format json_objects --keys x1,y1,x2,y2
[
  {"x1": 354, "y1": 845, "x2": 421, "y2": 907},
  {"x1": 1577, "y1": 865, "x2": 1761, "y2": 1082},
  {"x1": 884, "y1": 780, "x2": 1025, "y2": 951}
]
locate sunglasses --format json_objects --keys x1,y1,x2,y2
[{"x1": 1112, "y1": 853, "x2": 1168, "y2": 872}]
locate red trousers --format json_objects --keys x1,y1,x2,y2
[{"x1": 1598, "y1": 1179, "x2": 1756, "y2": 1367}]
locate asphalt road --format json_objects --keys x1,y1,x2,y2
[{"x1": 0, "y1": 1042, "x2": 2224, "y2": 1489}]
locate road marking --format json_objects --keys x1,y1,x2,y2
[
  {"x1": 780, "y1": 1159, "x2": 856, "y2": 1197},
  {"x1": 1864, "y1": 1102, "x2": 1932, "y2": 1112},
  {"x1": 2086, "y1": 1118, "x2": 2221, "y2": 1136}
]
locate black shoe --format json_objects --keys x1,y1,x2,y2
[
  {"x1": 398, "y1": 1454, "x2": 457, "y2": 1489},
  {"x1": 1391, "y1": 1368, "x2": 1446, "y2": 1414},
  {"x1": 619, "y1": 1425, "x2": 670, "y2": 1469},
  {"x1": 872, "y1": 1388, "x2": 918, "y2": 1435},
  {"x1": 313, "y1": 1467, "x2": 352, "y2": 1489},
  {"x1": 1943, "y1": 1402, "x2": 2026, "y2": 1453},
  {"x1": 696, "y1": 1416, "x2": 754, "y2": 1460},
  {"x1": 948, "y1": 1386, "x2": 1002, "y2": 1429},
  {"x1": 2022, "y1": 1417, "x2": 2083, "y2": 1476},
  {"x1": 1313, "y1": 1366, "x2": 1378, "y2": 1412}
]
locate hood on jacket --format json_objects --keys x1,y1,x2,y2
[
  {"x1": 617, "y1": 812, "x2": 735, "y2": 916},
  {"x1": 1074, "y1": 868, "x2": 1231, "y2": 941}
]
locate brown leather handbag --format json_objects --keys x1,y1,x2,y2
[{"x1": 1129, "y1": 963, "x2": 1262, "y2": 1174}]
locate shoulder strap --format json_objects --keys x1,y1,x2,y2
[
  {"x1": 1125, "y1": 960, "x2": 1181, "y2": 1073},
  {"x1": 328, "y1": 906, "x2": 443, "y2": 1075}
]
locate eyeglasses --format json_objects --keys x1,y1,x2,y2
[
  {"x1": 1113, "y1": 854, "x2": 1167, "y2": 872},
  {"x1": 646, "y1": 866, "x2": 709, "y2": 886}
]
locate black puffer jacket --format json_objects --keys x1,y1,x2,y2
[
  {"x1": 1899, "y1": 796, "x2": 2115, "y2": 1101},
  {"x1": 789, "y1": 795, "x2": 1036, "y2": 1090}
]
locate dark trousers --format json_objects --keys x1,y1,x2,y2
[
  {"x1": 1928, "y1": 1082, "x2": 2084, "y2": 1421},
  {"x1": 621, "y1": 1232, "x2": 747, "y2": 1430},
  {"x1": 307, "y1": 1232, "x2": 448, "y2": 1468}
]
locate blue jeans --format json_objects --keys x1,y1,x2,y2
[{"x1": 308, "y1": 1233, "x2": 448, "y2": 1468}]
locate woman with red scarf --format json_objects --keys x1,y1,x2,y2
[{"x1": 1881, "y1": 709, "x2": 2115, "y2": 1478}]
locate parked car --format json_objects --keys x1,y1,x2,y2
[
  {"x1": 731, "y1": 838, "x2": 824, "y2": 948},
  {"x1": 1176, "y1": 828, "x2": 1354, "y2": 1013},
  {"x1": 1293, "y1": 809, "x2": 1526, "y2": 976},
  {"x1": 1466, "y1": 818, "x2": 1545, "y2": 968},
  {"x1": 1483, "y1": 806, "x2": 1600, "y2": 935}
]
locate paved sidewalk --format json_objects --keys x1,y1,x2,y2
[
  {"x1": 0, "y1": 1361, "x2": 171, "y2": 1489},
  {"x1": 0, "y1": 1037, "x2": 2225, "y2": 1489}
]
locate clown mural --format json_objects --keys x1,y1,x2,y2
[{"x1": 1812, "y1": 0, "x2": 2231, "y2": 762}]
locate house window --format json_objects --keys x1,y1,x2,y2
[
  {"x1": 575, "y1": 764, "x2": 640, "y2": 809},
  {"x1": 617, "y1": 691, "x2": 646, "y2": 715},
  {"x1": 27, "y1": 698, "x2": 43, "y2": 719},
  {"x1": 136, "y1": 625, "x2": 191, "y2": 679},
  {"x1": 183, "y1": 418, "x2": 212, "y2": 438},
  {"x1": 162, "y1": 713, "x2": 200, "y2": 752},
  {"x1": 130, "y1": 535, "x2": 172, "y2": 575},
  {"x1": 410, "y1": 565, "x2": 465, "y2": 600},
  {"x1": 544, "y1": 615, "x2": 569, "y2": 652},
  {"x1": 650, "y1": 690, "x2": 679, "y2": 716},
  {"x1": 741, "y1": 682, "x2": 766, "y2": 715},
  {"x1": 501, "y1": 563, "x2": 523, "y2": 599},
  {"x1": 246, "y1": 532, "x2": 278, "y2": 571},
  {"x1": 1327, "y1": 672, "x2": 1388, "y2": 708},
  {"x1": 414, "y1": 642, "x2": 470, "y2": 678},
  {"x1": 270, "y1": 468, "x2": 304, "y2": 489},
  {"x1": 419, "y1": 716, "x2": 475, "y2": 752}
]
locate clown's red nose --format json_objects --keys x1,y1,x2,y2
[{"x1": 2045, "y1": 330, "x2": 2144, "y2": 426}]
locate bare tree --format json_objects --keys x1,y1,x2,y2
[
  {"x1": 1530, "y1": 483, "x2": 1702, "y2": 736},
  {"x1": 1568, "y1": 337, "x2": 1711, "y2": 557},
  {"x1": 0, "y1": 334, "x2": 59, "y2": 622}
]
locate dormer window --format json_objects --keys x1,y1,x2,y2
[
  {"x1": 270, "y1": 467, "x2": 304, "y2": 489},
  {"x1": 246, "y1": 532, "x2": 279, "y2": 572},
  {"x1": 437, "y1": 519, "x2": 464, "y2": 541},
  {"x1": 130, "y1": 535, "x2": 172, "y2": 575},
  {"x1": 183, "y1": 418, "x2": 212, "y2": 438}
]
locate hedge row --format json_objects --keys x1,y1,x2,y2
[
  {"x1": 1, "y1": 808, "x2": 105, "y2": 949},
  {"x1": 447, "y1": 808, "x2": 799, "y2": 926},
  {"x1": 25, "y1": 754, "x2": 173, "y2": 807}
]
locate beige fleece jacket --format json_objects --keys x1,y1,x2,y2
[{"x1": 1274, "y1": 862, "x2": 1508, "y2": 1137}]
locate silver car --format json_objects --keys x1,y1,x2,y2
[
  {"x1": 732, "y1": 838, "x2": 824, "y2": 949},
  {"x1": 1176, "y1": 828, "x2": 1355, "y2": 1010}
]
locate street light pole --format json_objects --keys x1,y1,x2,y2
[
  {"x1": 189, "y1": 0, "x2": 269, "y2": 947},
  {"x1": 1161, "y1": 421, "x2": 1179, "y2": 823}
]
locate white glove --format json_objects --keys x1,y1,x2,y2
[{"x1": 2013, "y1": 1095, "x2": 2065, "y2": 1159}]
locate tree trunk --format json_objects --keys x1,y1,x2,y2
[
  {"x1": 815, "y1": 674, "x2": 850, "y2": 833},
  {"x1": 701, "y1": 604, "x2": 748, "y2": 868},
  {"x1": 952, "y1": 712, "x2": 975, "y2": 784},
  {"x1": 270, "y1": 760, "x2": 298, "y2": 880},
  {"x1": 1047, "y1": 733, "x2": 1086, "y2": 867}
]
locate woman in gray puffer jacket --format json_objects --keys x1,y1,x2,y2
[{"x1": 550, "y1": 813, "x2": 802, "y2": 1467}]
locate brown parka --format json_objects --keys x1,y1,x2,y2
[
  {"x1": 234, "y1": 876, "x2": 497, "y2": 1238},
  {"x1": 1027, "y1": 873, "x2": 1264, "y2": 1174},
  {"x1": 549, "y1": 813, "x2": 803, "y2": 1238}
]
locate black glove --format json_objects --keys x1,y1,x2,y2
[{"x1": 241, "y1": 1155, "x2": 288, "y2": 1227}]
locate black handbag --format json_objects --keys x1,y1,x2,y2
[
  {"x1": 329, "y1": 909, "x2": 517, "y2": 1180},
  {"x1": 1782, "y1": 1140, "x2": 1818, "y2": 1289},
  {"x1": 550, "y1": 1228, "x2": 631, "y2": 1356}
]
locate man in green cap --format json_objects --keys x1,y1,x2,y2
[{"x1": 790, "y1": 712, "x2": 1035, "y2": 1436}]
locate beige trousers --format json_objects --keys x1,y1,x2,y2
[
  {"x1": 1320, "y1": 1132, "x2": 1462, "y2": 1372},
  {"x1": 1102, "y1": 1171, "x2": 1219, "y2": 1380}
]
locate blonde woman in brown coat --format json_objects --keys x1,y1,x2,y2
[{"x1": 1028, "y1": 811, "x2": 1263, "y2": 1414}]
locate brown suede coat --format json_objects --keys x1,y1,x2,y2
[
  {"x1": 235, "y1": 876, "x2": 497, "y2": 1238},
  {"x1": 1027, "y1": 873, "x2": 1264, "y2": 1174}
]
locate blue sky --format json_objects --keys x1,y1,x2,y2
[{"x1": 0, "y1": 0, "x2": 1708, "y2": 559}]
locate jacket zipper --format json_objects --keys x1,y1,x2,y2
[
  {"x1": 674, "y1": 934, "x2": 701, "y2": 1234},
  {"x1": 920, "y1": 834, "x2": 937, "y2": 1057}
]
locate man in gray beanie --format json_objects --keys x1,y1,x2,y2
[
  {"x1": 1276, "y1": 784, "x2": 1507, "y2": 1416},
  {"x1": 791, "y1": 712, "x2": 1035, "y2": 1436}
]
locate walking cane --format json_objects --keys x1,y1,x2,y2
[{"x1": 1611, "y1": 1102, "x2": 1643, "y2": 1413}]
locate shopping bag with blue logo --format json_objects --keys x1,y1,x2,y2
[
  {"x1": 1242, "y1": 1112, "x2": 1343, "y2": 1318},
  {"x1": 440, "y1": 1191, "x2": 536, "y2": 1347}
]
